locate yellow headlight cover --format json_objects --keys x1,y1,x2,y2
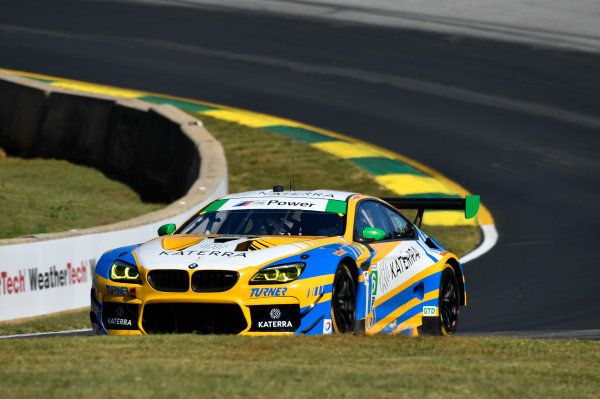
[
  {"x1": 250, "y1": 263, "x2": 305, "y2": 284},
  {"x1": 110, "y1": 262, "x2": 141, "y2": 283}
]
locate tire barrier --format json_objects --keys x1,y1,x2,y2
[{"x1": 0, "y1": 72, "x2": 228, "y2": 322}]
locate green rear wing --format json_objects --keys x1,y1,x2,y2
[{"x1": 381, "y1": 195, "x2": 480, "y2": 228}]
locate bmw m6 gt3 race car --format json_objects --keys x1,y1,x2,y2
[{"x1": 91, "y1": 187, "x2": 479, "y2": 336}]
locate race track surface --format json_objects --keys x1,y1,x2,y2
[{"x1": 1, "y1": 0, "x2": 599, "y2": 334}]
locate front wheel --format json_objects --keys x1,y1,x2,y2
[
  {"x1": 331, "y1": 263, "x2": 356, "y2": 333},
  {"x1": 419, "y1": 264, "x2": 460, "y2": 336}
]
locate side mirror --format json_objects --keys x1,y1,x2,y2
[
  {"x1": 361, "y1": 227, "x2": 386, "y2": 242},
  {"x1": 157, "y1": 223, "x2": 176, "y2": 236}
]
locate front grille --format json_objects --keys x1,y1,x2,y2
[
  {"x1": 142, "y1": 303, "x2": 247, "y2": 334},
  {"x1": 147, "y1": 270, "x2": 189, "y2": 292},
  {"x1": 191, "y1": 270, "x2": 239, "y2": 292}
]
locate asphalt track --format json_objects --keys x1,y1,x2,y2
[{"x1": 1, "y1": 0, "x2": 599, "y2": 335}]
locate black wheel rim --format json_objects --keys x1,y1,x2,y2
[
  {"x1": 332, "y1": 268, "x2": 355, "y2": 333},
  {"x1": 440, "y1": 270, "x2": 459, "y2": 334}
]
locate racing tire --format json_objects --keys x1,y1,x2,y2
[
  {"x1": 419, "y1": 265, "x2": 460, "y2": 336},
  {"x1": 331, "y1": 263, "x2": 356, "y2": 333}
]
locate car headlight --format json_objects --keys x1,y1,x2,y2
[
  {"x1": 249, "y1": 263, "x2": 305, "y2": 284},
  {"x1": 110, "y1": 261, "x2": 141, "y2": 284}
]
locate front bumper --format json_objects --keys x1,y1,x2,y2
[{"x1": 91, "y1": 273, "x2": 332, "y2": 336}]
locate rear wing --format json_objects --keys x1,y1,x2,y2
[{"x1": 381, "y1": 195, "x2": 480, "y2": 228}]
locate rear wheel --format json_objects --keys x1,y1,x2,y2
[
  {"x1": 419, "y1": 265, "x2": 460, "y2": 336},
  {"x1": 331, "y1": 264, "x2": 356, "y2": 333}
]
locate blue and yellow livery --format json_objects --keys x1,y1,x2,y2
[{"x1": 91, "y1": 187, "x2": 479, "y2": 336}]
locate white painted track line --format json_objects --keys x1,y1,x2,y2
[
  {"x1": 0, "y1": 328, "x2": 93, "y2": 339},
  {"x1": 461, "y1": 224, "x2": 499, "y2": 264}
]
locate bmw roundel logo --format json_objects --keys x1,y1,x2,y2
[{"x1": 188, "y1": 263, "x2": 198, "y2": 269}]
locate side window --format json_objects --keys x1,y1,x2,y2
[
  {"x1": 382, "y1": 206, "x2": 414, "y2": 239},
  {"x1": 354, "y1": 201, "x2": 394, "y2": 239}
]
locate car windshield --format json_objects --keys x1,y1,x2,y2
[{"x1": 177, "y1": 209, "x2": 345, "y2": 236}]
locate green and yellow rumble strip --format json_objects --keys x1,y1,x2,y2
[{"x1": 0, "y1": 68, "x2": 493, "y2": 227}]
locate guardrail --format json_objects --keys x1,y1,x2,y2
[{"x1": 0, "y1": 72, "x2": 228, "y2": 321}]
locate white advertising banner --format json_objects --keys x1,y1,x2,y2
[{"x1": 0, "y1": 181, "x2": 226, "y2": 322}]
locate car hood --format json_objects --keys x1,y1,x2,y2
[{"x1": 135, "y1": 235, "x2": 343, "y2": 271}]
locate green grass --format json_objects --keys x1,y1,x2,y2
[
  {"x1": 199, "y1": 115, "x2": 395, "y2": 195},
  {"x1": 0, "y1": 334, "x2": 598, "y2": 399},
  {"x1": 0, "y1": 156, "x2": 165, "y2": 238},
  {"x1": 0, "y1": 309, "x2": 89, "y2": 336}
]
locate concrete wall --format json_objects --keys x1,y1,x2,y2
[
  {"x1": 0, "y1": 74, "x2": 213, "y2": 202},
  {"x1": 0, "y1": 72, "x2": 228, "y2": 321}
]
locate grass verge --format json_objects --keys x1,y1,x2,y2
[
  {"x1": 0, "y1": 309, "x2": 89, "y2": 336},
  {"x1": 0, "y1": 156, "x2": 165, "y2": 238},
  {"x1": 0, "y1": 334, "x2": 598, "y2": 399}
]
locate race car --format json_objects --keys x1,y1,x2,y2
[{"x1": 90, "y1": 186, "x2": 479, "y2": 336}]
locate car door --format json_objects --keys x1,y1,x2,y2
[{"x1": 355, "y1": 200, "x2": 433, "y2": 333}]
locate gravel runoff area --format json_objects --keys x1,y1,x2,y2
[{"x1": 130, "y1": 0, "x2": 600, "y2": 53}]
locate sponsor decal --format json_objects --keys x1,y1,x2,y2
[
  {"x1": 0, "y1": 260, "x2": 97, "y2": 296},
  {"x1": 265, "y1": 199, "x2": 316, "y2": 208},
  {"x1": 323, "y1": 318, "x2": 332, "y2": 334},
  {"x1": 250, "y1": 287, "x2": 288, "y2": 297},
  {"x1": 269, "y1": 308, "x2": 281, "y2": 319},
  {"x1": 423, "y1": 306, "x2": 437, "y2": 317},
  {"x1": 257, "y1": 307, "x2": 292, "y2": 328},
  {"x1": 0, "y1": 270, "x2": 26, "y2": 296},
  {"x1": 103, "y1": 303, "x2": 138, "y2": 330},
  {"x1": 107, "y1": 317, "x2": 132, "y2": 326},
  {"x1": 378, "y1": 247, "x2": 421, "y2": 293},
  {"x1": 333, "y1": 250, "x2": 347, "y2": 256},
  {"x1": 233, "y1": 200, "x2": 267, "y2": 207},
  {"x1": 255, "y1": 191, "x2": 335, "y2": 198},
  {"x1": 106, "y1": 285, "x2": 129, "y2": 296},
  {"x1": 258, "y1": 320, "x2": 293, "y2": 328},
  {"x1": 28, "y1": 263, "x2": 89, "y2": 291},
  {"x1": 159, "y1": 250, "x2": 246, "y2": 257},
  {"x1": 250, "y1": 304, "x2": 299, "y2": 332},
  {"x1": 388, "y1": 319, "x2": 398, "y2": 329}
]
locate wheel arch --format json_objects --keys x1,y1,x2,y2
[
  {"x1": 339, "y1": 256, "x2": 359, "y2": 292},
  {"x1": 330, "y1": 256, "x2": 359, "y2": 334},
  {"x1": 445, "y1": 257, "x2": 466, "y2": 306}
]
